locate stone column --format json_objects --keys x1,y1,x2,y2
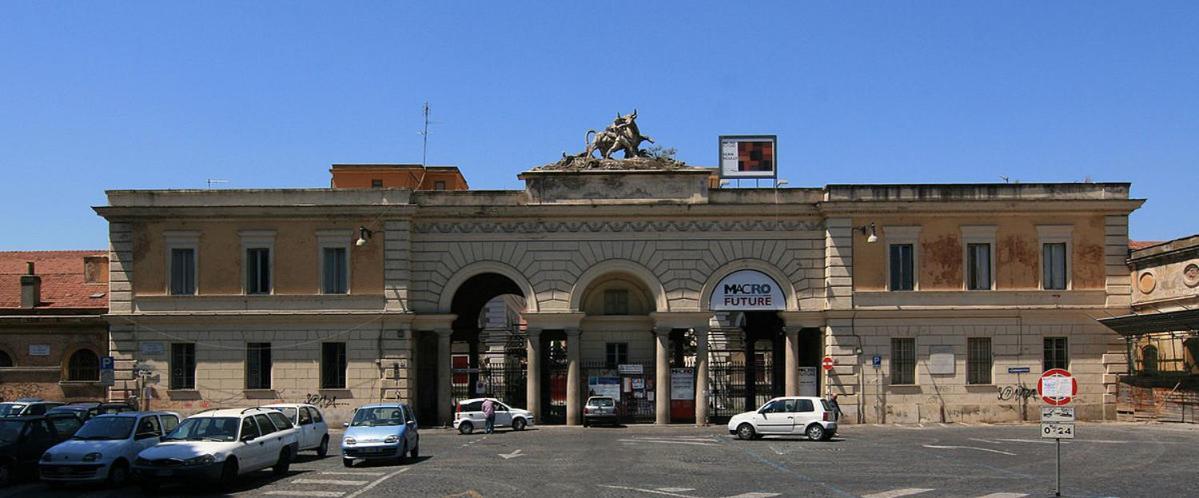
[
  {"x1": 435, "y1": 328, "x2": 453, "y2": 427},
  {"x1": 525, "y1": 328, "x2": 542, "y2": 423},
  {"x1": 784, "y1": 326, "x2": 801, "y2": 396},
  {"x1": 565, "y1": 328, "x2": 582, "y2": 426},
  {"x1": 694, "y1": 324, "x2": 710, "y2": 426},
  {"x1": 655, "y1": 326, "x2": 672, "y2": 425}
]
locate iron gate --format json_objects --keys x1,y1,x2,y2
[
  {"x1": 708, "y1": 357, "x2": 779, "y2": 423},
  {"x1": 582, "y1": 361, "x2": 656, "y2": 424},
  {"x1": 450, "y1": 360, "x2": 527, "y2": 409}
]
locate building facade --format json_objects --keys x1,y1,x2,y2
[
  {"x1": 95, "y1": 164, "x2": 1141, "y2": 425},
  {"x1": 1100, "y1": 235, "x2": 1199, "y2": 423},
  {"x1": 0, "y1": 251, "x2": 109, "y2": 402}
]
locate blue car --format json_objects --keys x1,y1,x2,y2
[{"x1": 340, "y1": 403, "x2": 418, "y2": 468}]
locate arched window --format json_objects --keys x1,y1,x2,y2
[
  {"x1": 0, "y1": 350, "x2": 12, "y2": 367},
  {"x1": 67, "y1": 349, "x2": 99, "y2": 381},
  {"x1": 1141, "y1": 345, "x2": 1159, "y2": 375}
]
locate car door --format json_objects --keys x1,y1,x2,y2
[
  {"x1": 253, "y1": 414, "x2": 284, "y2": 467},
  {"x1": 236, "y1": 416, "x2": 265, "y2": 470},
  {"x1": 133, "y1": 415, "x2": 164, "y2": 455},
  {"x1": 296, "y1": 407, "x2": 315, "y2": 449},
  {"x1": 401, "y1": 405, "x2": 418, "y2": 449},
  {"x1": 756, "y1": 400, "x2": 791, "y2": 434},
  {"x1": 493, "y1": 402, "x2": 512, "y2": 427},
  {"x1": 308, "y1": 407, "x2": 328, "y2": 445},
  {"x1": 790, "y1": 399, "x2": 816, "y2": 433}
]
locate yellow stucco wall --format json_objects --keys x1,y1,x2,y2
[
  {"x1": 853, "y1": 215, "x2": 1107, "y2": 291},
  {"x1": 132, "y1": 220, "x2": 383, "y2": 296}
]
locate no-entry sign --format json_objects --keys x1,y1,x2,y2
[
  {"x1": 1037, "y1": 368, "x2": 1077, "y2": 406},
  {"x1": 821, "y1": 356, "x2": 835, "y2": 371}
]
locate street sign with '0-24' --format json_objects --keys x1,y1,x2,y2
[{"x1": 1041, "y1": 423, "x2": 1075, "y2": 439}]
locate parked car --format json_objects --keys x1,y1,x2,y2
[
  {"x1": 583, "y1": 396, "x2": 619, "y2": 427},
  {"x1": 40, "y1": 411, "x2": 179, "y2": 487},
  {"x1": 341, "y1": 403, "x2": 418, "y2": 468},
  {"x1": 728, "y1": 396, "x2": 837, "y2": 441},
  {"x1": 262, "y1": 403, "x2": 329, "y2": 457},
  {"x1": 0, "y1": 399, "x2": 65, "y2": 418},
  {"x1": 131, "y1": 407, "x2": 299, "y2": 492},
  {"x1": 453, "y1": 398, "x2": 533, "y2": 434},
  {"x1": 0, "y1": 413, "x2": 82, "y2": 486},
  {"x1": 47, "y1": 402, "x2": 136, "y2": 423}
]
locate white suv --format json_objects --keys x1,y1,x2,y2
[
  {"x1": 131, "y1": 407, "x2": 300, "y2": 492},
  {"x1": 727, "y1": 396, "x2": 838, "y2": 441},
  {"x1": 453, "y1": 398, "x2": 533, "y2": 434},
  {"x1": 263, "y1": 403, "x2": 329, "y2": 457}
]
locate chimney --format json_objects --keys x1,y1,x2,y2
[{"x1": 20, "y1": 261, "x2": 41, "y2": 309}]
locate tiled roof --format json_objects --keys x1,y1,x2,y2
[
  {"x1": 1129, "y1": 240, "x2": 1165, "y2": 250},
  {"x1": 0, "y1": 251, "x2": 108, "y2": 310}
]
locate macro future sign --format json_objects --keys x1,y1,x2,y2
[{"x1": 709, "y1": 270, "x2": 785, "y2": 310}]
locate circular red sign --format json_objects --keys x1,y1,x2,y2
[
  {"x1": 1037, "y1": 368, "x2": 1077, "y2": 406},
  {"x1": 821, "y1": 357, "x2": 835, "y2": 371}
]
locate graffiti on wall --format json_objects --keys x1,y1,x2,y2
[
  {"x1": 305, "y1": 393, "x2": 342, "y2": 408},
  {"x1": 996, "y1": 384, "x2": 1038, "y2": 401}
]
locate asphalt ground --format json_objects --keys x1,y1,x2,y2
[{"x1": 1, "y1": 422, "x2": 1195, "y2": 498}]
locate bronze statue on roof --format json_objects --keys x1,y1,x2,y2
[{"x1": 582, "y1": 109, "x2": 654, "y2": 160}]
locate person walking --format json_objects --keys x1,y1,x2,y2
[
  {"x1": 482, "y1": 398, "x2": 496, "y2": 434},
  {"x1": 829, "y1": 394, "x2": 845, "y2": 421}
]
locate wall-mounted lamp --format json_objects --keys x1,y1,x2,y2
[
  {"x1": 855, "y1": 223, "x2": 879, "y2": 243},
  {"x1": 356, "y1": 226, "x2": 374, "y2": 247}
]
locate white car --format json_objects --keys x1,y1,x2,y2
[
  {"x1": 131, "y1": 407, "x2": 299, "y2": 492},
  {"x1": 263, "y1": 403, "x2": 329, "y2": 457},
  {"x1": 727, "y1": 396, "x2": 838, "y2": 441},
  {"x1": 40, "y1": 411, "x2": 179, "y2": 487},
  {"x1": 452, "y1": 398, "x2": 533, "y2": 434}
]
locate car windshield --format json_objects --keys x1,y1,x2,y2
[
  {"x1": 589, "y1": 398, "x2": 614, "y2": 407},
  {"x1": 164, "y1": 417, "x2": 240, "y2": 442},
  {"x1": 0, "y1": 420, "x2": 22, "y2": 443},
  {"x1": 73, "y1": 417, "x2": 136, "y2": 440},
  {"x1": 350, "y1": 407, "x2": 405, "y2": 427},
  {"x1": 0, "y1": 404, "x2": 26, "y2": 417}
]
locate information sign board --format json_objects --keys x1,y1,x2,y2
[
  {"x1": 1041, "y1": 423, "x2": 1075, "y2": 439},
  {"x1": 618, "y1": 364, "x2": 643, "y2": 375},
  {"x1": 1041, "y1": 406, "x2": 1076, "y2": 423}
]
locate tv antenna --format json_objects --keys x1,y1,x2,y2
[
  {"x1": 206, "y1": 179, "x2": 229, "y2": 189},
  {"x1": 419, "y1": 101, "x2": 431, "y2": 166}
]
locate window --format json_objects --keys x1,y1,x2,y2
[
  {"x1": 1141, "y1": 345, "x2": 1159, "y2": 375},
  {"x1": 760, "y1": 400, "x2": 785, "y2": 413},
  {"x1": 161, "y1": 415, "x2": 179, "y2": 433},
  {"x1": 605, "y1": 343, "x2": 628, "y2": 369},
  {"x1": 1042, "y1": 243, "x2": 1068, "y2": 290},
  {"x1": 967, "y1": 338, "x2": 992, "y2": 385},
  {"x1": 23, "y1": 420, "x2": 52, "y2": 446},
  {"x1": 889, "y1": 244, "x2": 915, "y2": 291},
  {"x1": 266, "y1": 411, "x2": 292, "y2": 430},
  {"x1": 169, "y1": 248, "x2": 196, "y2": 295},
  {"x1": 49, "y1": 415, "x2": 81, "y2": 438},
  {"x1": 797, "y1": 399, "x2": 815, "y2": 412},
  {"x1": 67, "y1": 349, "x2": 99, "y2": 381},
  {"x1": 967, "y1": 243, "x2": 992, "y2": 290},
  {"x1": 136, "y1": 415, "x2": 162, "y2": 438},
  {"x1": 322, "y1": 247, "x2": 348, "y2": 294},
  {"x1": 299, "y1": 408, "x2": 313, "y2": 425},
  {"x1": 310, "y1": 407, "x2": 324, "y2": 423},
  {"x1": 603, "y1": 289, "x2": 629, "y2": 315},
  {"x1": 245, "y1": 343, "x2": 272, "y2": 390},
  {"x1": 891, "y1": 338, "x2": 916, "y2": 385},
  {"x1": 254, "y1": 414, "x2": 276, "y2": 435},
  {"x1": 170, "y1": 343, "x2": 196, "y2": 390},
  {"x1": 246, "y1": 248, "x2": 271, "y2": 294},
  {"x1": 240, "y1": 417, "x2": 260, "y2": 440},
  {"x1": 321, "y1": 342, "x2": 347, "y2": 389},
  {"x1": 433, "y1": 181, "x2": 446, "y2": 190},
  {"x1": 371, "y1": 179, "x2": 383, "y2": 188},
  {"x1": 0, "y1": 350, "x2": 11, "y2": 367},
  {"x1": 1043, "y1": 337, "x2": 1069, "y2": 371}
]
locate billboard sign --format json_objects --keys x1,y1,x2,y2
[
  {"x1": 719, "y1": 135, "x2": 777, "y2": 179},
  {"x1": 709, "y1": 270, "x2": 786, "y2": 310}
]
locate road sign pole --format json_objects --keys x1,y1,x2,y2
[{"x1": 1055, "y1": 438, "x2": 1061, "y2": 497}]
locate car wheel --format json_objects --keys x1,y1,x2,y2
[
  {"x1": 512, "y1": 418, "x2": 526, "y2": 431},
  {"x1": 806, "y1": 424, "x2": 826, "y2": 442},
  {"x1": 218, "y1": 459, "x2": 239, "y2": 490},
  {"x1": 106, "y1": 459, "x2": 130, "y2": 487},
  {"x1": 410, "y1": 440, "x2": 419, "y2": 459},
  {"x1": 736, "y1": 423, "x2": 756, "y2": 441},
  {"x1": 317, "y1": 436, "x2": 329, "y2": 458},
  {"x1": 458, "y1": 421, "x2": 474, "y2": 435},
  {"x1": 342, "y1": 457, "x2": 354, "y2": 468},
  {"x1": 397, "y1": 441, "x2": 409, "y2": 465},
  {"x1": 273, "y1": 448, "x2": 292, "y2": 475},
  {"x1": 582, "y1": 419, "x2": 589, "y2": 428}
]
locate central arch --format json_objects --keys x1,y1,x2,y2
[{"x1": 569, "y1": 259, "x2": 668, "y2": 313}]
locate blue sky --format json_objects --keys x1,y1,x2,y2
[{"x1": 1, "y1": 2, "x2": 1196, "y2": 250}]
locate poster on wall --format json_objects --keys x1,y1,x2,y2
[
  {"x1": 670, "y1": 368, "x2": 695, "y2": 400},
  {"x1": 798, "y1": 367, "x2": 819, "y2": 396},
  {"x1": 709, "y1": 270, "x2": 786, "y2": 311},
  {"x1": 719, "y1": 135, "x2": 777, "y2": 179},
  {"x1": 588, "y1": 376, "x2": 621, "y2": 400},
  {"x1": 928, "y1": 345, "x2": 955, "y2": 375}
]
